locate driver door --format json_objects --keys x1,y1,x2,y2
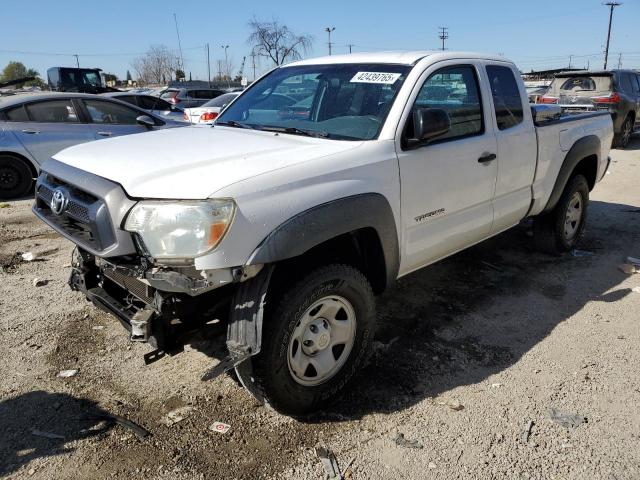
[{"x1": 397, "y1": 62, "x2": 498, "y2": 275}]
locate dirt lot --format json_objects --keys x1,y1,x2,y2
[{"x1": 1, "y1": 138, "x2": 639, "y2": 480}]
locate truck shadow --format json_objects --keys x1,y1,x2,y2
[
  {"x1": 308, "y1": 198, "x2": 638, "y2": 420},
  {"x1": 0, "y1": 391, "x2": 114, "y2": 476}
]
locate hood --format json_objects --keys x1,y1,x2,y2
[{"x1": 52, "y1": 126, "x2": 361, "y2": 199}]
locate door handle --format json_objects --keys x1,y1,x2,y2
[
  {"x1": 97, "y1": 131, "x2": 113, "y2": 137},
  {"x1": 478, "y1": 153, "x2": 497, "y2": 163},
  {"x1": 21, "y1": 129, "x2": 40, "y2": 134}
]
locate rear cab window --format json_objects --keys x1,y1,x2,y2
[{"x1": 486, "y1": 65, "x2": 524, "y2": 130}]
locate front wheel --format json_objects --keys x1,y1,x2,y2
[
  {"x1": 534, "y1": 174, "x2": 589, "y2": 254},
  {"x1": 236, "y1": 264, "x2": 376, "y2": 415}
]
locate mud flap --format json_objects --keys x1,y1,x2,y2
[{"x1": 201, "y1": 265, "x2": 274, "y2": 382}]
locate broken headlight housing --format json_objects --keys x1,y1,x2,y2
[{"x1": 124, "y1": 199, "x2": 235, "y2": 259}]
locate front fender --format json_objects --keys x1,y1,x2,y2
[{"x1": 246, "y1": 193, "x2": 399, "y2": 290}]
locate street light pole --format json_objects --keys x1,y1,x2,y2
[
  {"x1": 221, "y1": 45, "x2": 229, "y2": 88},
  {"x1": 325, "y1": 27, "x2": 335, "y2": 55},
  {"x1": 206, "y1": 43, "x2": 211, "y2": 88}
]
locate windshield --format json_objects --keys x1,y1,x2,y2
[
  {"x1": 216, "y1": 63, "x2": 411, "y2": 140},
  {"x1": 202, "y1": 93, "x2": 239, "y2": 108}
]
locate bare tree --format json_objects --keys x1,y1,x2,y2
[
  {"x1": 247, "y1": 18, "x2": 313, "y2": 66},
  {"x1": 132, "y1": 45, "x2": 179, "y2": 85}
]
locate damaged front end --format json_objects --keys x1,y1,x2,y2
[
  {"x1": 69, "y1": 247, "x2": 237, "y2": 362},
  {"x1": 34, "y1": 162, "x2": 270, "y2": 371}
]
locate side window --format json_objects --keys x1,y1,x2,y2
[
  {"x1": 4, "y1": 105, "x2": 29, "y2": 122},
  {"x1": 138, "y1": 96, "x2": 162, "y2": 110},
  {"x1": 25, "y1": 100, "x2": 79, "y2": 123},
  {"x1": 486, "y1": 65, "x2": 524, "y2": 130},
  {"x1": 114, "y1": 96, "x2": 138, "y2": 106},
  {"x1": 411, "y1": 65, "x2": 483, "y2": 142},
  {"x1": 620, "y1": 74, "x2": 634, "y2": 94},
  {"x1": 83, "y1": 100, "x2": 141, "y2": 125}
]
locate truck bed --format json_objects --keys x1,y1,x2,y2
[{"x1": 529, "y1": 110, "x2": 613, "y2": 216}]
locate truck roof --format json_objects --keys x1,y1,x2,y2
[{"x1": 287, "y1": 51, "x2": 511, "y2": 67}]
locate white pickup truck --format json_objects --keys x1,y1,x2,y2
[{"x1": 33, "y1": 51, "x2": 613, "y2": 415}]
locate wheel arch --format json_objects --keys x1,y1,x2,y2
[
  {"x1": 542, "y1": 135, "x2": 600, "y2": 214},
  {"x1": 246, "y1": 193, "x2": 400, "y2": 295}
]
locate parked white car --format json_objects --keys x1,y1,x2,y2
[
  {"x1": 182, "y1": 92, "x2": 240, "y2": 124},
  {"x1": 33, "y1": 51, "x2": 613, "y2": 415}
]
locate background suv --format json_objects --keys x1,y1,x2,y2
[{"x1": 538, "y1": 69, "x2": 640, "y2": 148}]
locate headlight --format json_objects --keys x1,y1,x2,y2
[{"x1": 124, "y1": 199, "x2": 235, "y2": 259}]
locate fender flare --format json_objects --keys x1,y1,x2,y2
[
  {"x1": 246, "y1": 193, "x2": 400, "y2": 290},
  {"x1": 542, "y1": 135, "x2": 600, "y2": 214}
]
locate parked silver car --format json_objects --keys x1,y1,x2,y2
[
  {"x1": 101, "y1": 92, "x2": 189, "y2": 123},
  {"x1": 0, "y1": 92, "x2": 184, "y2": 199}
]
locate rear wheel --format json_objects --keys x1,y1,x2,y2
[
  {"x1": 534, "y1": 174, "x2": 589, "y2": 254},
  {"x1": 614, "y1": 115, "x2": 633, "y2": 149},
  {"x1": 0, "y1": 155, "x2": 33, "y2": 200},
  {"x1": 235, "y1": 264, "x2": 376, "y2": 415}
]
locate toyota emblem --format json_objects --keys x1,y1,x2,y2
[{"x1": 50, "y1": 188, "x2": 68, "y2": 215}]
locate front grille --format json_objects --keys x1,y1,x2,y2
[
  {"x1": 103, "y1": 268, "x2": 154, "y2": 305},
  {"x1": 34, "y1": 174, "x2": 116, "y2": 252},
  {"x1": 37, "y1": 184, "x2": 90, "y2": 222}
]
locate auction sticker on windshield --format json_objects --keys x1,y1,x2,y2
[{"x1": 350, "y1": 72, "x2": 402, "y2": 84}]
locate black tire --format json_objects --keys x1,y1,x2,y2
[
  {"x1": 613, "y1": 115, "x2": 633, "y2": 149},
  {"x1": 236, "y1": 264, "x2": 376, "y2": 416},
  {"x1": 534, "y1": 174, "x2": 589, "y2": 254},
  {"x1": 0, "y1": 155, "x2": 34, "y2": 200}
]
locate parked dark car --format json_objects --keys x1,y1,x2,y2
[
  {"x1": 159, "y1": 88, "x2": 225, "y2": 109},
  {"x1": 538, "y1": 70, "x2": 640, "y2": 148},
  {"x1": 101, "y1": 92, "x2": 188, "y2": 122},
  {"x1": 47, "y1": 67, "x2": 117, "y2": 94}
]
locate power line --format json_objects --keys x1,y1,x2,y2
[
  {"x1": 603, "y1": 2, "x2": 621, "y2": 69},
  {"x1": 438, "y1": 27, "x2": 449, "y2": 51}
]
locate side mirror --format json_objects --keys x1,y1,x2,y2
[
  {"x1": 407, "y1": 108, "x2": 450, "y2": 148},
  {"x1": 136, "y1": 115, "x2": 155, "y2": 129}
]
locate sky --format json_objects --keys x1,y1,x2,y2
[{"x1": 1, "y1": 0, "x2": 639, "y2": 82}]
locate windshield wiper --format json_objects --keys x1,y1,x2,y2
[
  {"x1": 215, "y1": 120, "x2": 253, "y2": 129},
  {"x1": 257, "y1": 125, "x2": 330, "y2": 138}
]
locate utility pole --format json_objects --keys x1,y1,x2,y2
[
  {"x1": 250, "y1": 50, "x2": 257, "y2": 81},
  {"x1": 73, "y1": 54, "x2": 79, "y2": 68},
  {"x1": 173, "y1": 13, "x2": 185, "y2": 72},
  {"x1": 568, "y1": 55, "x2": 573, "y2": 68},
  {"x1": 325, "y1": 27, "x2": 335, "y2": 55},
  {"x1": 347, "y1": 44, "x2": 355, "y2": 54},
  {"x1": 603, "y1": 2, "x2": 621, "y2": 70},
  {"x1": 221, "y1": 45, "x2": 229, "y2": 88},
  {"x1": 617, "y1": 52, "x2": 622, "y2": 69},
  {"x1": 206, "y1": 43, "x2": 211, "y2": 88},
  {"x1": 438, "y1": 27, "x2": 449, "y2": 51}
]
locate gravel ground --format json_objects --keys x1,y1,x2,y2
[{"x1": 1, "y1": 137, "x2": 639, "y2": 480}]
